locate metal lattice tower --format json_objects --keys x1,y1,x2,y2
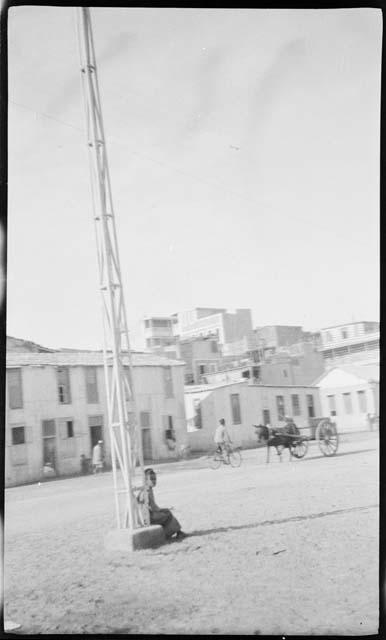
[{"x1": 77, "y1": 7, "x2": 148, "y2": 530}]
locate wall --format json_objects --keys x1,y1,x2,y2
[
  {"x1": 5, "y1": 363, "x2": 187, "y2": 486},
  {"x1": 318, "y1": 382, "x2": 377, "y2": 432},
  {"x1": 316, "y1": 368, "x2": 379, "y2": 432},
  {"x1": 186, "y1": 382, "x2": 321, "y2": 452},
  {"x1": 222, "y1": 309, "x2": 253, "y2": 344},
  {"x1": 320, "y1": 322, "x2": 379, "y2": 348}
]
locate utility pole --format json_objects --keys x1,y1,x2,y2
[{"x1": 76, "y1": 7, "x2": 150, "y2": 538}]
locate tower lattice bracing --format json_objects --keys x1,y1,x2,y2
[{"x1": 77, "y1": 7, "x2": 148, "y2": 530}]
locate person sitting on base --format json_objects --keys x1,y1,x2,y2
[
  {"x1": 214, "y1": 418, "x2": 232, "y2": 457},
  {"x1": 138, "y1": 468, "x2": 187, "y2": 541}
]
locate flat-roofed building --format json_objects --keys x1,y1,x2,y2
[
  {"x1": 314, "y1": 363, "x2": 379, "y2": 432},
  {"x1": 143, "y1": 315, "x2": 178, "y2": 351},
  {"x1": 5, "y1": 348, "x2": 187, "y2": 486},
  {"x1": 173, "y1": 307, "x2": 253, "y2": 347},
  {"x1": 184, "y1": 380, "x2": 322, "y2": 452},
  {"x1": 318, "y1": 321, "x2": 379, "y2": 369}
]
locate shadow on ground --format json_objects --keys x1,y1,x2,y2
[
  {"x1": 295, "y1": 447, "x2": 376, "y2": 463},
  {"x1": 187, "y1": 503, "x2": 378, "y2": 539}
]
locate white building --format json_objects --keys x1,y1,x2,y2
[
  {"x1": 173, "y1": 307, "x2": 253, "y2": 347},
  {"x1": 5, "y1": 350, "x2": 187, "y2": 487},
  {"x1": 318, "y1": 321, "x2": 379, "y2": 369},
  {"x1": 314, "y1": 364, "x2": 379, "y2": 433},
  {"x1": 143, "y1": 315, "x2": 178, "y2": 350},
  {"x1": 184, "y1": 380, "x2": 322, "y2": 452}
]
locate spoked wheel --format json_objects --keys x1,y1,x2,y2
[
  {"x1": 291, "y1": 439, "x2": 309, "y2": 459},
  {"x1": 229, "y1": 450, "x2": 242, "y2": 468},
  {"x1": 316, "y1": 420, "x2": 339, "y2": 456},
  {"x1": 209, "y1": 453, "x2": 222, "y2": 469}
]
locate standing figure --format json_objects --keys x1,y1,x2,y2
[
  {"x1": 92, "y1": 440, "x2": 104, "y2": 474},
  {"x1": 138, "y1": 468, "x2": 187, "y2": 540},
  {"x1": 214, "y1": 418, "x2": 232, "y2": 457}
]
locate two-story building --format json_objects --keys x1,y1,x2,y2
[{"x1": 5, "y1": 349, "x2": 187, "y2": 487}]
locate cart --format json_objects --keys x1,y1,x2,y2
[{"x1": 287, "y1": 417, "x2": 339, "y2": 459}]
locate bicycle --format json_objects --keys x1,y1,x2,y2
[{"x1": 209, "y1": 444, "x2": 242, "y2": 469}]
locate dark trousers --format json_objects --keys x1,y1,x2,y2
[{"x1": 150, "y1": 509, "x2": 181, "y2": 538}]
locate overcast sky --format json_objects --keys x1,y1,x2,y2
[{"x1": 7, "y1": 7, "x2": 381, "y2": 350}]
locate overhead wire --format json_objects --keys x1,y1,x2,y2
[{"x1": 9, "y1": 98, "x2": 271, "y2": 212}]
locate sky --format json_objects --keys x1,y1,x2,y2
[{"x1": 7, "y1": 7, "x2": 381, "y2": 350}]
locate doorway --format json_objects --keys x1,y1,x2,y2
[
  {"x1": 141, "y1": 429, "x2": 153, "y2": 461},
  {"x1": 88, "y1": 415, "x2": 104, "y2": 454},
  {"x1": 42, "y1": 419, "x2": 57, "y2": 470},
  {"x1": 90, "y1": 424, "x2": 103, "y2": 451}
]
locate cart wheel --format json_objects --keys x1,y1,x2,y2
[
  {"x1": 316, "y1": 420, "x2": 339, "y2": 456},
  {"x1": 291, "y1": 439, "x2": 309, "y2": 459},
  {"x1": 209, "y1": 453, "x2": 222, "y2": 470}
]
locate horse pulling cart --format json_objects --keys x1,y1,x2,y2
[{"x1": 254, "y1": 417, "x2": 339, "y2": 463}]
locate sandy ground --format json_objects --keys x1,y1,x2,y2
[{"x1": 4, "y1": 433, "x2": 379, "y2": 635}]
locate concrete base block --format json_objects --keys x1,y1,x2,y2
[{"x1": 104, "y1": 525, "x2": 165, "y2": 552}]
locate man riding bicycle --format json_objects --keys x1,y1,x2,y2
[{"x1": 214, "y1": 418, "x2": 232, "y2": 458}]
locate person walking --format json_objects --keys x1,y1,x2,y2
[{"x1": 92, "y1": 440, "x2": 104, "y2": 474}]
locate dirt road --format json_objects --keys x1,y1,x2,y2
[{"x1": 4, "y1": 433, "x2": 379, "y2": 634}]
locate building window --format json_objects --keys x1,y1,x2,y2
[
  {"x1": 306, "y1": 394, "x2": 315, "y2": 418},
  {"x1": 163, "y1": 366, "x2": 174, "y2": 398},
  {"x1": 163, "y1": 415, "x2": 176, "y2": 442},
  {"x1": 140, "y1": 411, "x2": 151, "y2": 428},
  {"x1": 67, "y1": 420, "x2": 74, "y2": 438},
  {"x1": 283, "y1": 370, "x2": 288, "y2": 378},
  {"x1": 291, "y1": 394, "x2": 301, "y2": 416},
  {"x1": 59, "y1": 419, "x2": 76, "y2": 457},
  {"x1": 8, "y1": 368, "x2": 23, "y2": 409},
  {"x1": 326, "y1": 332, "x2": 332, "y2": 343},
  {"x1": 85, "y1": 367, "x2": 99, "y2": 404},
  {"x1": 12, "y1": 426, "x2": 25, "y2": 445},
  {"x1": 341, "y1": 328, "x2": 348, "y2": 339},
  {"x1": 42, "y1": 419, "x2": 56, "y2": 437},
  {"x1": 231, "y1": 394, "x2": 242, "y2": 424},
  {"x1": 57, "y1": 367, "x2": 71, "y2": 404},
  {"x1": 343, "y1": 392, "x2": 353, "y2": 414},
  {"x1": 276, "y1": 396, "x2": 285, "y2": 421},
  {"x1": 193, "y1": 399, "x2": 202, "y2": 428},
  {"x1": 211, "y1": 341, "x2": 218, "y2": 353},
  {"x1": 357, "y1": 390, "x2": 367, "y2": 413},
  {"x1": 327, "y1": 395, "x2": 337, "y2": 416}
]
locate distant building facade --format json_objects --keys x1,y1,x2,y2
[
  {"x1": 143, "y1": 316, "x2": 178, "y2": 350},
  {"x1": 184, "y1": 380, "x2": 322, "y2": 452},
  {"x1": 318, "y1": 321, "x2": 379, "y2": 369},
  {"x1": 173, "y1": 307, "x2": 253, "y2": 346},
  {"x1": 5, "y1": 349, "x2": 187, "y2": 487},
  {"x1": 202, "y1": 341, "x2": 324, "y2": 387},
  {"x1": 315, "y1": 364, "x2": 379, "y2": 432},
  {"x1": 254, "y1": 325, "x2": 320, "y2": 358}
]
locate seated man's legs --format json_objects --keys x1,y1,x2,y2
[{"x1": 150, "y1": 509, "x2": 181, "y2": 538}]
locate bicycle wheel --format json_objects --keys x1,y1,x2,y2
[
  {"x1": 229, "y1": 450, "x2": 242, "y2": 468},
  {"x1": 209, "y1": 454, "x2": 222, "y2": 470}
]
